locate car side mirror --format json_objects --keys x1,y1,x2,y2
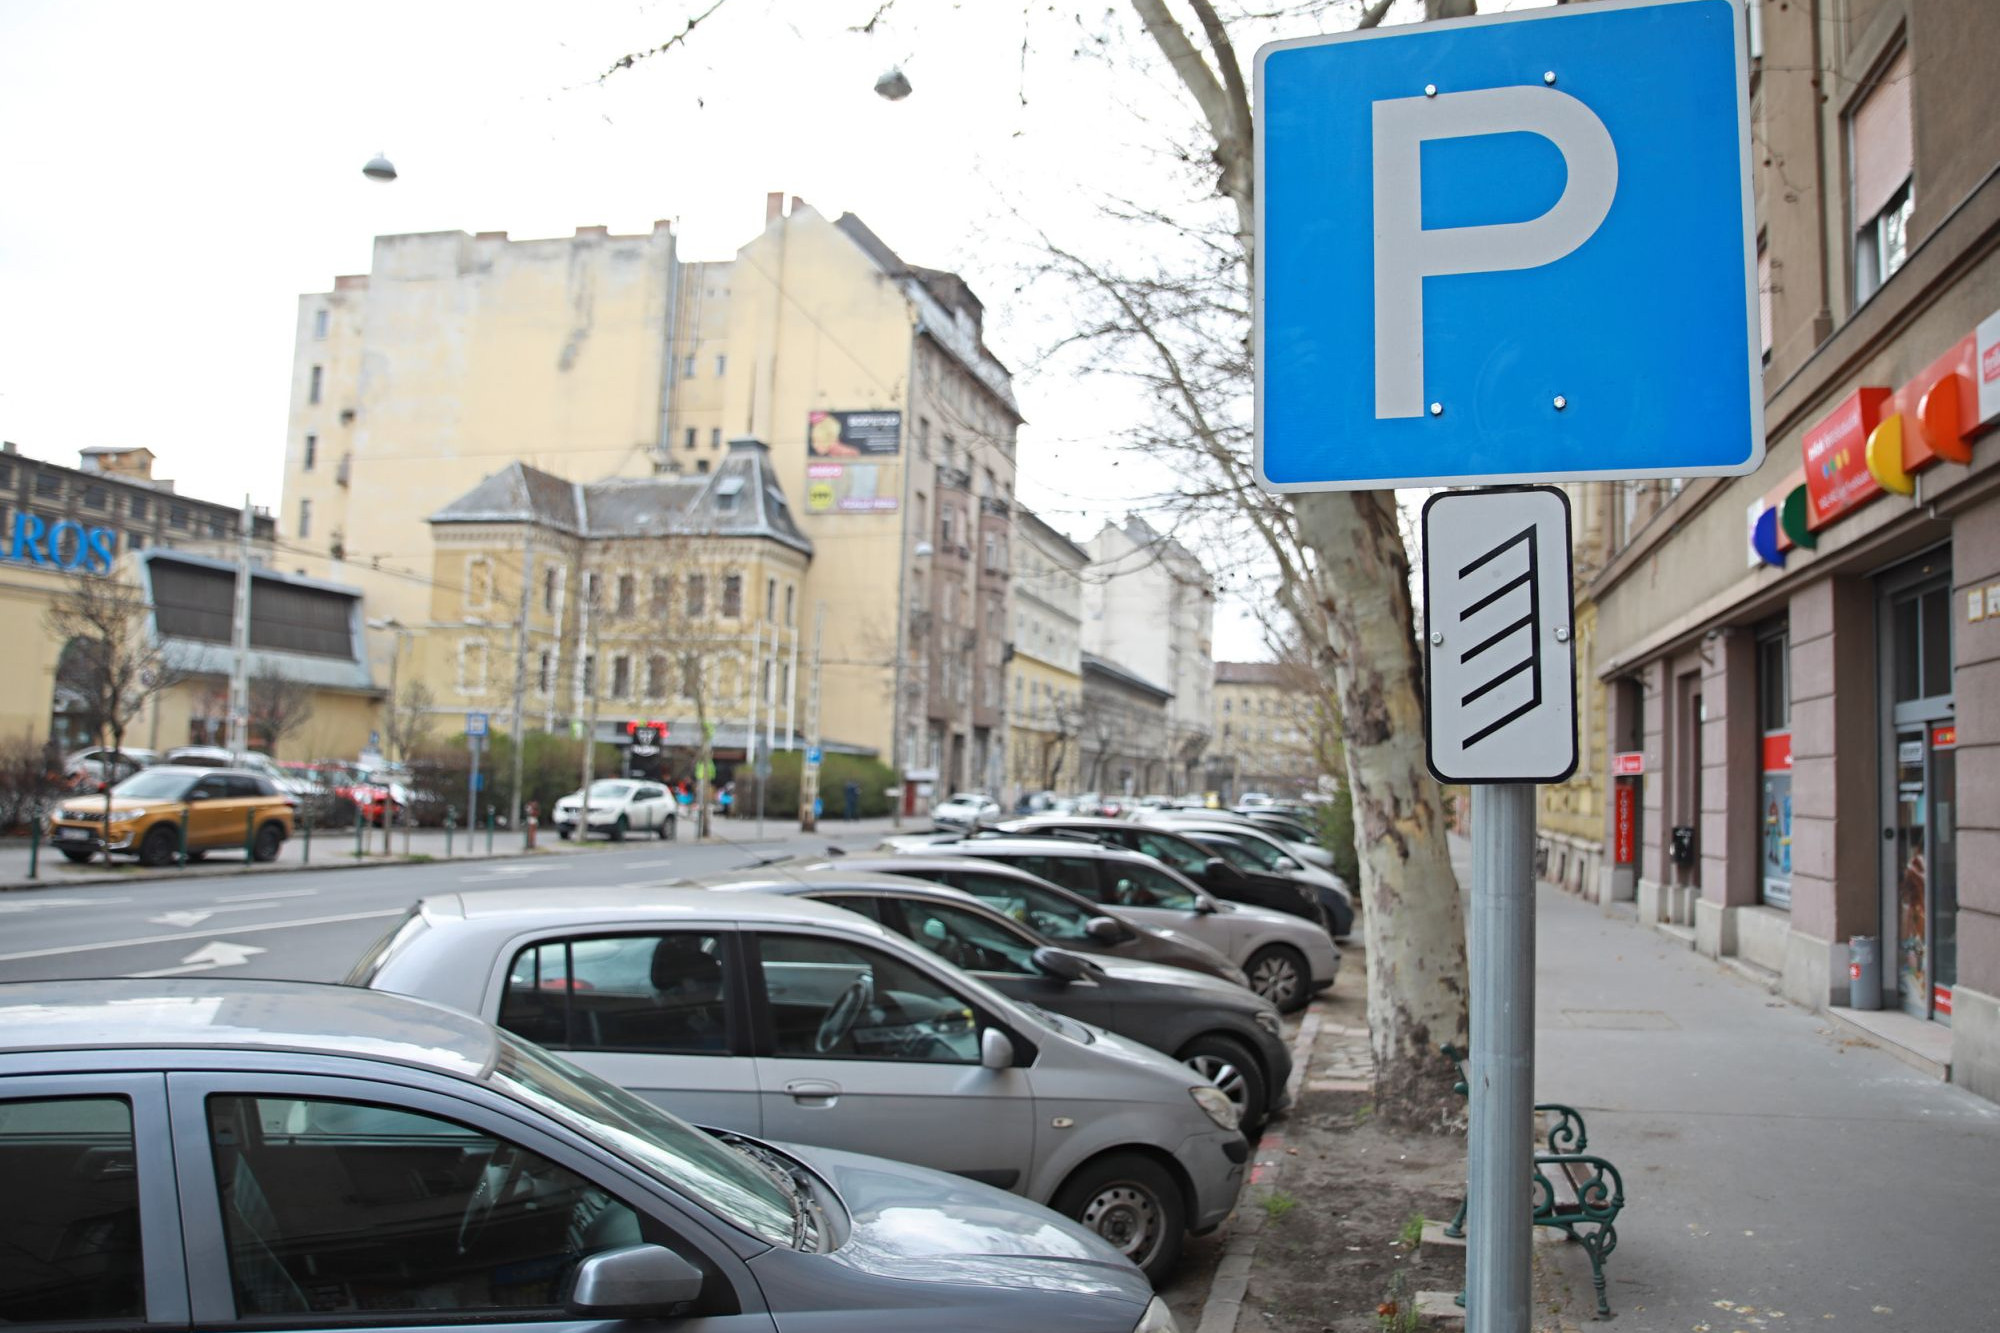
[
  {"x1": 1085, "y1": 915, "x2": 1131, "y2": 944},
  {"x1": 1275, "y1": 856, "x2": 1301, "y2": 871},
  {"x1": 1193, "y1": 895, "x2": 1218, "y2": 915},
  {"x1": 980, "y1": 1027, "x2": 1017, "y2": 1069},
  {"x1": 1032, "y1": 947, "x2": 1092, "y2": 983},
  {"x1": 567, "y1": 1244, "x2": 703, "y2": 1316}
]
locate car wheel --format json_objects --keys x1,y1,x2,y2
[
  {"x1": 557, "y1": 827, "x2": 572, "y2": 841},
  {"x1": 1179, "y1": 1033, "x2": 1269, "y2": 1134},
  {"x1": 59, "y1": 847, "x2": 94, "y2": 864},
  {"x1": 611, "y1": 815, "x2": 628, "y2": 843},
  {"x1": 138, "y1": 825, "x2": 178, "y2": 868},
  {"x1": 252, "y1": 822, "x2": 285, "y2": 863},
  {"x1": 1246, "y1": 944, "x2": 1310, "y2": 1014},
  {"x1": 1052, "y1": 1152, "x2": 1185, "y2": 1283},
  {"x1": 657, "y1": 815, "x2": 673, "y2": 840}
]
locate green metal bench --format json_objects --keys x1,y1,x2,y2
[{"x1": 1441, "y1": 1043, "x2": 1627, "y2": 1318}]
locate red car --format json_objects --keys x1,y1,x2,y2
[{"x1": 281, "y1": 762, "x2": 407, "y2": 827}]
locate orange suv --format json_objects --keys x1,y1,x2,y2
[{"x1": 49, "y1": 765, "x2": 295, "y2": 866}]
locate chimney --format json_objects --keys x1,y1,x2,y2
[
  {"x1": 790, "y1": 195, "x2": 807, "y2": 216},
  {"x1": 765, "y1": 191, "x2": 785, "y2": 224}
]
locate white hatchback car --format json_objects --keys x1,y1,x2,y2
[
  {"x1": 554, "y1": 779, "x2": 678, "y2": 841},
  {"x1": 932, "y1": 792, "x2": 1002, "y2": 828}
]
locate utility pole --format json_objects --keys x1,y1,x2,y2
[
  {"x1": 745, "y1": 623, "x2": 763, "y2": 837},
  {"x1": 576, "y1": 572, "x2": 598, "y2": 834},
  {"x1": 800, "y1": 602, "x2": 824, "y2": 831},
  {"x1": 509, "y1": 533, "x2": 534, "y2": 833},
  {"x1": 225, "y1": 494, "x2": 253, "y2": 755}
]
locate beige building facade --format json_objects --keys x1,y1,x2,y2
[
  {"x1": 1588, "y1": 0, "x2": 2000, "y2": 1103},
  {"x1": 1006, "y1": 508, "x2": 1087, "y2": 798},
  {"x1": 284, "y1": 199, "x2": 1019, "y2": 789},
  {"x1": 1209, "y1": 661, "x2": 1320, "y2": 801}
]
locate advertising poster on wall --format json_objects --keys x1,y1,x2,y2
[
  {"x1": 805, "y1": 461, "x2": 900, "y2": 514},
  {"x1": 808, "y1": 410, "x2": 902, "y2": 458}
]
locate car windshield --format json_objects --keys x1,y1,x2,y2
[
  {"x1": 488, "y1": 1034, "x2": 799, "y2": 1248},
  {"x1": 108, "y1": 770, "x2": 198, "y2": 801},
  {"x1": 585, "y1": 780, "x2": 635, "y2": 800},
  {"x1": 945, "y1": 793, "x2": 985, "y2": 804}
]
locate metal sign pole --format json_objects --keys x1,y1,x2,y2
[{"x1": 1467, "y1": 781, "x2": 1536, "y2": 1333}]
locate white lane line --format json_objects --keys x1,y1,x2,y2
[
  {"x1": 0, "y1": 896, "x2": 135, "y2": 914},
  {"x1": 0, "y1": 909, "x2": 406, "y2": 964},
  {"x1": 215, "y1": 888, "x2": 319, "y2": 903}
]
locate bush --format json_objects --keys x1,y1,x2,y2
[
  {"x1": 733, "y1": 750, "x2": 898, "y2": 820},
  {"x1": 0, "y1": 736, "x2": 66, "y2": 835},
  {"x1": 405, "y1": 732, "x2": 622, "y2": 826}
]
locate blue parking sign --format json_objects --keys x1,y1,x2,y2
[{"x1": 1256, "y1": 0, "x2": 1762, "y2": 490}]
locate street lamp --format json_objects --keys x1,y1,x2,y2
[{"x1": 362, "y1": 152, "x2": 398, "y2": 182}]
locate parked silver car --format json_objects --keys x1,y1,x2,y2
[
  {"x1": 352, "y1": 888, "x2": 1247, "y2": 1280},
  {"x1": 554, "y1": 779, "x2": 679, "y2": 841},
  {"x1": 908, "y1": 839, "x2": 1339, "y2": 1013},
  {"x1": 707, "y1": 871, "x2": 1292, "y2": 1130},
  {"x1": 0, "y1": 978, "x2": 1177, "y2": 1331},
  {"x1": 815, "y1": 855, "x2": 1249, "y2": 987}
]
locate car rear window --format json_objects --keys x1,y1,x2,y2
[{"x1": 343, "y1": 910, "x2": 430, "y2": 987}]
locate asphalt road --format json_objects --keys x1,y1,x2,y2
[{"x1": 0, "y1": 822, "x2": 897, "y2": 985}]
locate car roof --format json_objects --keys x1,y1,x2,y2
[
  {"x1": 711, "y1": 870, "x2": 994, "y2": 911},
  {"x1": 421, "y1": 884, "x2": 908, "y2": 940},
  {"x1": 0, "y1": 978, "x2": 498, "y2": 1078},
  {"x1": 104, "y1": 764, "x2": 262, "y2": 782},
  {"x1": 945, "y1": 837, "x2": 1152, "y2": 863},
  {"x1": 829, "y1": 855, "x2": 1056, "y2": 884}
]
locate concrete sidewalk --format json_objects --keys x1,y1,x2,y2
[
  {"x1": 1508, "y1": 850, "x2": 2000, "y2": 1327},
  {"x1": 0, "y1": 814, "x2": 910, "y2": 890}
]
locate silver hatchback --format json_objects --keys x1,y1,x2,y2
[{"x1": 351, "y1": 888, "x2": 1248, "y2": 1281}]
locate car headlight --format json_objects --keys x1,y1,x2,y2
[
  {"x1": 1134, "y1": 1295, "x2": 1181, "y2": 1333},
  {"x1": 1252, "y1": 1008, "x2": 1283, "y2": 1039},
  {"x1": 1190, "y1": 1084, "x2": 1240, "y2": 1132}
]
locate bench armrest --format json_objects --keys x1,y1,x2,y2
[
  {"x1": 1536, "y1": 1101, "x2": 1589, "y2": 1153},
  {"x1": 1532, "y1": 1154, "x2": 1625, "y2": 1225}
]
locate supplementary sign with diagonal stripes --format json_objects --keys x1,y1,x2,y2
[{"x1": 1421, "y1": 487, "x2": 1578, "y2": 783}]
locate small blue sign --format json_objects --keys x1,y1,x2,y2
[
  {"x1": 473, "y1": 772, "x2": 486, "y2": 791},
  {"x1": 806, "y1": 747, "x2": 822, "y2": 765},
  {"x1": 465, "y1": 712, "x2": 489, "y2": 738},
  {"x1": 1256, "y1": 0, "x2": 1761, "y2": 490}
]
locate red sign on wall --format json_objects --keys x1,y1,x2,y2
[
  {"x1": 1611, "y1": 751, "x2": 1646, "y2": 776},
  {"x1": 1614, "y1": 783, "x2": 1636, "y2": 865},
  {"x1": 1761, "y1": 732, "x2": 1792, "y2": 771},
  {"x1": 1933, "y1": 725, "x2": 1957, "y2": 750},
  {"x1": 1803, "y1": 386, "x2": 1892, "y2": 529}
]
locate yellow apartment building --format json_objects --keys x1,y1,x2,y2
[{"x1": 1006, "y1": 508, "x2": 1088, "y2": 797}]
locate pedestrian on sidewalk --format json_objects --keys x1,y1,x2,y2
[{"x1": 843, "y1": 779, "x2": 861, "y2": 822}]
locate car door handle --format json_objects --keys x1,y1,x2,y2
[{"x1": 784, "y1": 1078, "x2": 841, "y2": 1106}]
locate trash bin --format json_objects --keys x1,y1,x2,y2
[{"x1": 1848, "y1": 936, "x2": 1881, "y2": 1010}]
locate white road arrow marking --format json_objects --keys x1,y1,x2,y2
[
  {"x1": 150, "y1": 910, "x2": 215, "y2": 927},
  {"x1": 130, "y1": 940, "x2": 267, "y2": 978}
]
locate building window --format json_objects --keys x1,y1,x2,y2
[
  {"x1": 695, "y1": 459, "x2": 710, "y2": 474},
  {"x1": 615, "y1": 573, "x2": 636, "y2": 617},
  {"x1": 765, "y1": 577, "x2": 776, "y2": 620},
  {"x1": 543, "y1": 565, "x2": 560, "y2": 614},
  {"x1": 646, "y1": 654, "x2": 667, "y2": 699},
  {"x1": 722, "y1": 573, "x2": 743, "y2": 618},
  {"x1": 784, "y1": 583, "x2": 795, "y2": 625},
  {"x1": 34, "y1": 473, "x2": 59, "y2": 498},
  {"x1": 170, "y1": 504, "x2": 189, "y2": 530},
  {"x1": 685, "y1": 427, "x2": 698, "y2": 450},
  {"x1": 650, "y1": 574, "x2": 670, "y2": 617},
  {"x1": 303, "y1": 434, "x2": 317, "y2": 471},
  {"x1": 582, "y1": 571, "x2": 600, "y2": 611},
  {"x1": 313, "y1": 308, "x2": 329, "y2": 339},
  {"x1": 298, "y1": 498, "x2": 312, "y2": 538},
  {"x1": 917, "y1": 416, "x2": 931, "y2": 459},
  {"x1": 686, "y1": 572, "x2": 706, "y2": 617},
  {"x1": 610, "y1": 654, "x2": 632, "y2": 699},
  {"x1": 537, "y1": 650, "x2": 553, "y2": 694},
  {"x1": 710, "y1": 427, "x2": 721, "y2": 449},
  {"x1": 308, "y1": 365, "x2": 323, "y2": 405},
  {"x1": 458, "y1": 640, "x2": 488, "y2": 693},
  {"x1": 714, "y1": 354, "x2": 727, "y2": 376},
  {"x1": 681, "y1": 658, "x2": 700, "y2": 698},
  {"x1": 682, "y1": 354, "x2": 696, "y2": 379},
  {"x1": 581, "y1": 653, "x2": 597, "y2": 697},
  {"x1": 129, "y1": 495, "x2": 148, "y2": 520},
  {"x1": 82, "y1": 485, "x2": 106, "y2": 511},
  {"x1": 1850, "y1": 45, "x2": 1914, "y2": 302},
  {"x1": 1757, "y1": 628, "x2": 1790, "y2": 733},
  {"x1": 940, "y1": 506, "x2": 958, "y2": 548},
  {"x1": 466, "y1": 557, "x2": 494, "y2": 608}
]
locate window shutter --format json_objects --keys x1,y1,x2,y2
[{"x1": 1850, "y1": 46, "x2": 1912, "y2": 226}]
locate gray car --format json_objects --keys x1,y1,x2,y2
[
  {"x1": 909, "y1": 839, "x2": 1340, "y2": 1013},
  {"x1": 0, "y1": 979, "x2": 1181, "y2": 1332},
  {"x1": 352, "y1": 888, "x2": 1246, "y2": 1281},
  {"x1": 707, "y1": 871, "x2": 1292, "y2": 1130},
  {"x1": 811, "y1": 855, "x2": 1249, "y2": 987}
]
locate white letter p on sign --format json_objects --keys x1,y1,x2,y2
[{"x1": 1372, "y1": 86, "x2": 1618, "y2": 420}]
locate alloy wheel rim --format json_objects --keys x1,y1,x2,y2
[
  {"x1": 1252, "y1": 956, "x2": 1300, "y2": 1006},
  {"x1": 1185, "y1": 1054, "x2": 1247, "y2": 1111},
  {"x1": 1080, "y1": 1182, "x2": 1163, "y2": 1265}
]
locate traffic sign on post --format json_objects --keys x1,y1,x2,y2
[
  {"x1": 1255, "y1": 0, "x2": 1761, "y2": 491},
  {"x1": 465, "y1": 712, "x2": 489, "y2": 738},
  {"x1": 1421, "y1": 487, "x2": 1578, "y2": 784}
]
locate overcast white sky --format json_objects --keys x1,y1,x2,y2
[{"x1": 0, "y1": 0, "x2": 1501, "y2": 658}]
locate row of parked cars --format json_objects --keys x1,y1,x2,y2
[{"x1": 3, "y1": 795, "x2": 1346, "y2": 1330}]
